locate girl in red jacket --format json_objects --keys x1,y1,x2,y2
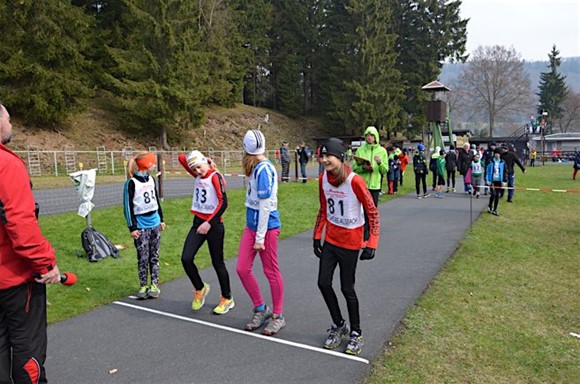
[
  {"x1": 178, "y1": 151, "x2": 233, "y2": 314},
  {"x1": 313, "y1": 138, "x2": 380, "y2": 356}
]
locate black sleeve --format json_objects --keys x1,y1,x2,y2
[
  {"x1": 153, "y1": 177, "x2": 164, "y2": 223},
  {"x1": 209, "y1": 172, "x2": 228, "y2": 226}
]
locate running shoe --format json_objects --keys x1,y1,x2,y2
[
  {"x1": 417, "y1": 195, "x2": 422, "y2": 199},
  {"x1": 147, "y1": 283, "x2": 161, "y2": 299},
  {"x1": 324, "y1": 322, "x2": 350, "y2": 350},
  {"x1": 136, "y1": 286, "x2": 149, "y2": 300},
  {"x1": 487, "y1": 207, "x2": 493, "y2": 214},
  {"x1": 244, "y1": 306, "x2": 272, "y2": 331},
  {"x1": 263, "y1": 314, "x2": 286, "y2": 336},
  {"x1": 423, "y1": 193, "x2": 430, "y2": 198},
  {"x1": 492, "y1": 210, "x2": 500, "y2": 216},
  {"x1": 345, "y1": 331, "x2": 364, "y2": 355},
  {"x1": 191, "y1": 283, "x2": 210, "y2": 310},
  {"x1": 213, "y1": 296, "x2": 235, "y2": 315}
]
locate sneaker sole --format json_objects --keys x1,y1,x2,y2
[
  {"x1": 213, "y1": 301, "x2": 235, "y2": 315},
  {"x1": 344, "y1": 348, "x2": 362, "y2": 356},
  {"x1": 192, "y1": 285, "x2": 210, "y2": 311},
  {"x1": 262, "y1": 325, "x2": 286, "y2": 336},
  {"x1": 147, "y1": 293, "x2": 160, "y2": 299}
]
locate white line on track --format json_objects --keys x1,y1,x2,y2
[{"x1": 113, "y1": 301, "x2": 369, "y2": 365}]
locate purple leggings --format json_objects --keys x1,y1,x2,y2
[{"x1": 236, "y1": 227, "x2": 284, "y2": 314}]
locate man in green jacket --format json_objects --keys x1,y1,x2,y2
[{"x1": 352, "y1": 126, "x2": 389, "y2": 206}]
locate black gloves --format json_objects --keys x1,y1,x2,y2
[
  {"x1": 359, "y1": 247, "x2": 376, "y2": 260},
  {"x1": 313, "y1": 240, "x2": 323, "y2": 258}
]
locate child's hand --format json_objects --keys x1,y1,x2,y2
[
  {"x1": 374, "y1": 155, "x2": 382, "y2": 164},
  {"x1": 131, "y1": 230, "x2": 140, "y2": 240},
  {"x1": 253, "y1": 242, "x2": 265, "y2": 251},
  {"x1": 160, "y1": 222, "x2": 166, "y2": 231},
  {"x1": 196, "y1": 222, "x2": 211, "y2": 235}
]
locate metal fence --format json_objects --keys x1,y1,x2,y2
[{"x1": 14, "y1": 147, "x2": 276, "y2": 177}]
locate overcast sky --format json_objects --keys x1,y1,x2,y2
[{"x1": 460, "y1": 0, "x2": 580, "y2": 61}]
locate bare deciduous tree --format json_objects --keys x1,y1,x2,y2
[
  {"x1": 457, "y1": 45, "x2": 533, "y2": 137},
  {"x1": 555, "y1": 91, "x2": 580, "y2": 133}
]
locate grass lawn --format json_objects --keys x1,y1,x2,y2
[
  {"x1": 39, "y1": 164, "x2": 578, "y2": 382},
  {"x1": 365, "y1": 164, "x2": 579, "y2": 383}
]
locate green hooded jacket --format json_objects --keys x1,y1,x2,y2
[{"x1": 352, "y1": 126, "x2": 388, "y2": 190}]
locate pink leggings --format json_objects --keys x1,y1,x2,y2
[{"x1": 236, "y1": 227, "x2": 284, "y2": 314}]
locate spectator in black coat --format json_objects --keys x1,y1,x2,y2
[
  {"x1": 573, "y1": 151, "x2": 580, "y2": 180},
  {"x1": 500, "y1": 144, "x2": 526, "y2": 202},
  {"x1": 445, "y1": 145, "x2": 458, "y2": 192},
  {"x1": 280, "y1": 142, "x2": 290, "y2": 182},
  {"x1": 296, "y1": 141, "x2": 310, "y2": 183}
]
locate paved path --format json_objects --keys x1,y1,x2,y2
[{"x1": 45, "y1": 183, "x2": 488, "y2": 384}]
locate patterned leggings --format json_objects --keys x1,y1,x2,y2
[{"x1": 134, "y1": 225, "x2": 162, "y2": 286}]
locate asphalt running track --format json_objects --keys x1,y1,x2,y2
[{"x1": 45, "y1": 178, "x2": 488, "y2": 384}]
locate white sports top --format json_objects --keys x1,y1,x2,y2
[
  {"x1": 245, "y1": 163, "x2": 278, "y2": 211},
  {"x1": 191, "y1": 174, "x2": 219, "y2": 214},
  {"x1": 322, "y1": 172, "x2": 365, "y2": 229},
  {"x1": 131, "y1": 177, "x2": 159, "y2": 215}
]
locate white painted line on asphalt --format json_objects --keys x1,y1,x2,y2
[{"x1": 113, "y1": 301, "x2": 369, "y2": 365}]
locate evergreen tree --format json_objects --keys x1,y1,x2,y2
[
  {"x1": 320, "y1": 0, "x2": 358, "y2": 131},
  {"x1": 0, "y1": 0, "x2": 92, "y2": 125},
  {"x1": 269, "y1": 0, "x2": 302, "y2": 115},
  {"x1": 391, "y1": 0, "x2": 467, "y2": 138},
  {"x1": 231, "y1": 0, "x2": 273, "y2": 107},
  {"x1": 322, "y1": 0, "x2": 401, "y2": 134},
  {"x1": 197, "y1": 0, "x2": 245, "y2": 107},
  {"x1": 102, "y1": 0, "x2": 209, "y2": 149},
  {"x1": 344, "y1": 0, "x2": 401, "y2": 134},
  {"x1": 537, "y1": 45, "x2": 569, "y2": 131}
]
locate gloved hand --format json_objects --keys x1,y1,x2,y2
[
  {"x1": 313, "y1": 239, "x2": 323, "y2": 258},
  {"x1": 359, "y1": 247, "x2": 376, "y2": 260}
]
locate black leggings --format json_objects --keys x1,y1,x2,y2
[
  {"x1": 317, "y1": 242, "x2": 361, "y2": 333},
  {"x1": 488, "y1": 181, "x2": 502, "y2": 211},
  {"x1": 181, "y1": 221, "x2": 231, "y2": 299},
  {"x1": 415, "y1": 173, "x2": 427, "y2": 195},
  {"x1": 446, "y1": 170, "x2": 456, "y2": 188}
]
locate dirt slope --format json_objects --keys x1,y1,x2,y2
[{"x1": 10, "y1": 103, "x2": 330, "y2": 152}]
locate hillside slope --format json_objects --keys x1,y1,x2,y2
[{"x1": 10, "y1": 103, "x2": 330, "y2": 152}]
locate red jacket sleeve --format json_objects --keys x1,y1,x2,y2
[
  {"x1": 351, "y1": 174, "x2": 380, "y2": 249},
  {"x1": 201, "y1": 171, "x2": 228, "y2": 225},
  {"x1": 313, "y1": 176, "x2": 327, "y2": 240},
  {"x1": 178, "y1": 154, "x2": 198, "y2": 177},
  {"x1": 0, "y1": 149, "x2": 56, "y2": 282}
]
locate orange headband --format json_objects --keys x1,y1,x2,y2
[{"x1": 136, "y1": 153, "x2": 156, "y2": 170}]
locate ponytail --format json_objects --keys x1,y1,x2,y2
[{"x1": 127, "y1": 157, "x2": 138, "y2": 179}]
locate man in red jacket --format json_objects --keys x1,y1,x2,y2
[{"x1": 0, "y1": 102, "x2": 61, "y2": 384}]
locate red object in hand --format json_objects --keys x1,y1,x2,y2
[{"x1": 60, "y1": 272, "x2": 77, "y2": 286}]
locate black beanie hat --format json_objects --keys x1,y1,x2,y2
[{"x1": 320, "y1": 138, "x2": 346, "y2": 162}]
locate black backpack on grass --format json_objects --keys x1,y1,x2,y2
[{"x1": 81, "y1": 227, "x2": 119, "y2": 262}]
